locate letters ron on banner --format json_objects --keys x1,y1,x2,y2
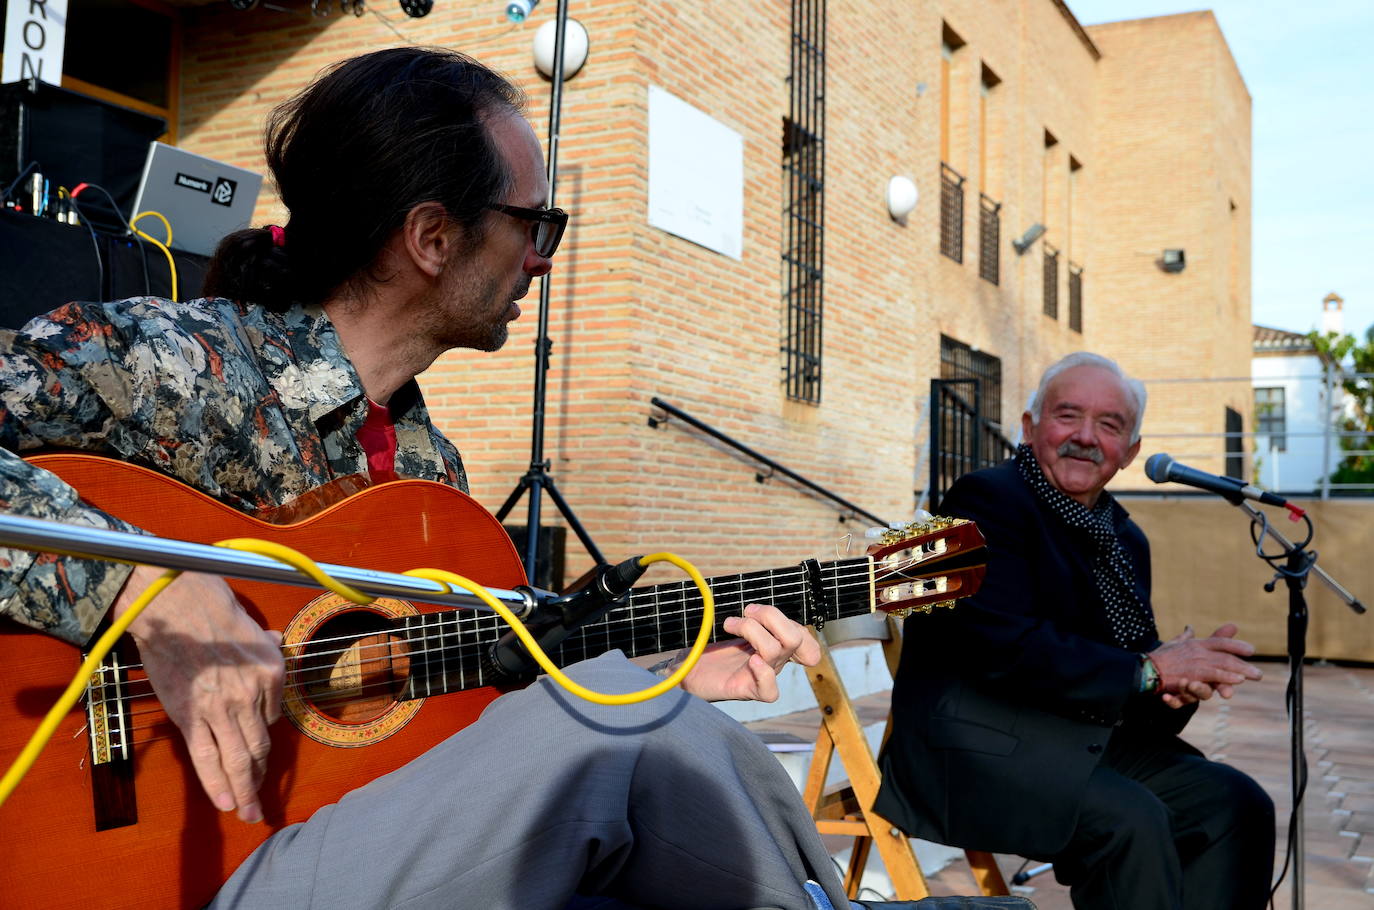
[{"x1": 3, "y1": 0, "x2": 69, "y2": 86}]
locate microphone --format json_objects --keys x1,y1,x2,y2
[
  {"x1": 1144, "y1": 453, "x2": 1304, "y2": 518},
  {"x1": 485, "y1": 555, "x2": 650, "y2": 681}
]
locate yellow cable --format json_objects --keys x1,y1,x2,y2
[
  {"x1": 0, "y1": 570, "x2": 178, "y2": 808},
  {"x1": 406, "y1": 551, "x2": 713, "y2": 705},
  {"x1": 131, "y1": 210, "x2": 173, "y2": 247},
  {"x1": 131, "y1": 210, "x2": 178, "y2": 301},
  {"x1": 0, "y1": 544, "x2": 713, "y2": 805}
]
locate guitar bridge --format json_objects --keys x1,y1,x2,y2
[{"x1": 83, "y1": 647, "x2": 138, "y2": 830}]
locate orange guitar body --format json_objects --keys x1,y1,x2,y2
[{"x1": 0, "y1": 454, "x2": 528, "y2": 910}]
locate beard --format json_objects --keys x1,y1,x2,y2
[{"x1": 422, "y1": 265, "x2": 527, "y2": 353}]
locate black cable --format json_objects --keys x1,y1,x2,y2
[
  {"x1": 71, "y1": 183, "x2": 156, "y2": 297},
  {"x1": 1, "y1": 161, "x2": 39, "y2": 205},
  {"x1": 66, "y1": 195, "x2": 106, "y2": 299}
]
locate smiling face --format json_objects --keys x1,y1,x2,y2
[{"x1": 1021, "y1": 364, "x2": 1141, "y2": 507}]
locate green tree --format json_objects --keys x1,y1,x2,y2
[{"x1": 1308, "y1": 325, "x2": 1374, "y2": 489}]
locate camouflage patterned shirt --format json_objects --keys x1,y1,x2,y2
[{"x1": 0, "y1": 297, "x2": 467, "y2": 645}]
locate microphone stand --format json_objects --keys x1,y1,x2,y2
[
  {"x1": 1232, "y1": 498, "x2": 1366, "y2": 910},
  {"x1": 494, "y1": 0, "x2": 607, "y2": 586}
]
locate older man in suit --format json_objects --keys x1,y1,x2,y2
[{"x1": 874, "y1": 352, "x2": 1275, "y2": 909}]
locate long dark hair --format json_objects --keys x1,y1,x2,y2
[{"x1": 203, "y1": 46, "x2": 525, "y2": 309}]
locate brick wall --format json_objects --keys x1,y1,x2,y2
[
  {"x1": 1087, "y1": 11, "x2": 1253, "y2": 483},
  {"x1": 172, "y1": 0, "x2": 1250, "y2": 584}
]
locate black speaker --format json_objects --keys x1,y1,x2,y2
[
  {"x1": 502, "y1": 525, "x2": 568, "y2": 592},
  {"x1": 0, "y1": 80, "x2": 166, "y2": 224}
]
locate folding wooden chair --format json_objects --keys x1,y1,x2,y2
[{"x1": 800, "y1": 614, "x2": 1010, "y2": 901}]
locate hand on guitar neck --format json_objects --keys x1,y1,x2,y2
[
  {"x1": 672, "y1": 602, "x2": 823, "y2": 703},
  {"x1": 111, "y1": 565, "x2": 285, "y2": 824}
]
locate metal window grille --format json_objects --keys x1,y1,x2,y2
[
  {"x1": 939, "y1": 162, "x2": 965, "y2": 263},
  {"x1": 1068, "y1": 262, "x2": 1083, "y2": 333},
  {"x1": 929, "y1": 378, "x2": 1015, "y2": 512},
  {"x1": 939, "y1": 335, "x2": 1003, "y2": 427},
  {"x1": 780, "y1": 0, "x2": 827, "y2": 404},
  {"x1": 1042, "y1": 245, "x2": 1059, "y2": 319},
  {"x1": 1225, "y1": 407, "x2": 1244, "y2": 479},
  {"x1": 1254, "y1": 387, "x2": 1287, "y2": 453},
  {"x1": 978, "y1": 193, "x2": 1000, "y2": 285}
]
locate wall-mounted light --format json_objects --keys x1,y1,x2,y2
[
  {"x1": 533, "y1": 17, "x2": 590, "y2": 79},
  {"x1": 1012, "y1": 222, "x2": 1045, "y2": 255},
  {"x1": 886, "y1": 175, "x2": 918, "y2": 222},
  {"x1": 506, "y1": 0, "x2": 538, "y2": 22},
  {"x1": 1157, "y1": 248, "x2": 1186, "y2": 273},
  {"x1": 399, "y1": 0, "x2": 432, "y2": 15}
]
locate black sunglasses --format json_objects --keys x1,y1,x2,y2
[{"x1": 485, "y1": 203, "x2": 569, "y2": 258}]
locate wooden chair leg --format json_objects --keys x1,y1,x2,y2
[
  {"x1": 965, "y1": 849, "x2": 1010, "y2": 896},
  {"x1": 807, "y1": 637, "x2": 930, "y2": 900},
  {"x1": 845, "y1": 837, "x2": 873, "y2": 898}
]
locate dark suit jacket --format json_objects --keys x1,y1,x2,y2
[{"x1": 873, "y1": 460, "x2": 1193, "y2": 856}]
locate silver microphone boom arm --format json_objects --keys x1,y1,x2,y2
[{"x1": 0, "y1": 512, "x2": 539, "y2": 617}]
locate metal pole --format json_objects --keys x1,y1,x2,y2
[
  {"x1": 0, "y1": 513, "x2": 537, "y2": 613},
  {"x1": 520, "y1": 0, "x2": 569, "y2": 571},
  {"x1": 1321, "y1": 362, "x2": 1333, "y2": 501}
]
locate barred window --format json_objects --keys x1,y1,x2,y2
[
  {"x1": 940, "y1": 163, "x2": 965, "y2": 263},
  {"x1": 1254, "y1": 387, "x2": 1286, "y2": 453},
  {"x1": 1068, "y1": 263, "x2": 1083, "y2": 333},
  {"x1": 978, "y1": 194, "x2": 1000, "y2": 285},
  {"x1": 1043, "y1": 244, "x2": 1059, "y2": 319},
  {"x1": 780, "y1": 0, "x2": 826, "y2": 404},
  {"x1": 940, "y1": 335, "x2": 1002, "y2": 428}
]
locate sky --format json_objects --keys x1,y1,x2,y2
[{"x1": 1066, "y1": 1, "x2": 1374, "y2": 338}]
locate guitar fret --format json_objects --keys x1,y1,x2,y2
[{"x1": 397, "y1": 554, "x2": 894, "y2": 692}]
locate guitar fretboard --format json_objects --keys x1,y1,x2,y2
[{"x1": 394, "y1": 556, "x2": 875, "y2": 698}]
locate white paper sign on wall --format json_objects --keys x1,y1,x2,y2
[{"x1": 647, "y1": 85, "x2": 744, "y2": 261}]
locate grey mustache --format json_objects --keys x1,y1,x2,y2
[{"x1": 1057, "y1": 441, "x2": 1105, "y2": 464}]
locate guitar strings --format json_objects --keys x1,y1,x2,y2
[
  {"x1": 91, "y1": 552, "x2": 959, "y2": 736},
  {"x1": 97, "y1": 555, "x2": 944, "y2": 701}
]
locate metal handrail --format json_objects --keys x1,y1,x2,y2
[{"x1": 647, "y1": 397, "x2": 888, "y2": 527}]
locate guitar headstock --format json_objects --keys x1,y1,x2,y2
[{"x1": 867, "y1": 516, "x2": 986, "y2": 617}]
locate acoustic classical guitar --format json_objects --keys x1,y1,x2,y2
[{"x1": 0, "y1": 453, "x2": 985, "y2": 910}]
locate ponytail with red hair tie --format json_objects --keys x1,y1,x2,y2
[{"x1": 267, "y1": 225, "x2": 286, "y2": 248}]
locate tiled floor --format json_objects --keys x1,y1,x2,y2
[{"x1": 745, "y1": 660, "x2": 1374, "y2": 909}]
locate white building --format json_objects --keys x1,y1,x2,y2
[{"x1": 1250, "y1": 294, "x2": 1346, "y2": 493}]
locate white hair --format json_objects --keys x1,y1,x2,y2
[{"x1": 1027, "y1": 352, "x2": 1147, "y2": 444}]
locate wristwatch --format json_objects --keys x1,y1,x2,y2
[{"x1": 1138, "y1": 653, "x2": 1161, "y2": 694}]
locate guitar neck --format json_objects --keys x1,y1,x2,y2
[{"x1": 550, "y1": 556, "x2": 876, "y2": 665}]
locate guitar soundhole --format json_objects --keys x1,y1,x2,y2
[{"x1": 297, "y1": 610, "x2": 411, "y2": 724}]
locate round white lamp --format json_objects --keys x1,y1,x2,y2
[
  {"x1": 886, "y1": 175, "x2": 918, "y2": 221},
  {"x1": 533, "y1": 18, "x2": 590, "y2": 80}
]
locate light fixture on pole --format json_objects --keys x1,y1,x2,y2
[
  {"x1": 1157, "y1": 248, "x2": 1186, "y2": 273},
  {"x1": 886, "y1": 175, "x2": 918, "y2": 223},
  {"x1": 533, "y1": 17, "x2": 589, "y2": 79},
  {"x1": 495, "y1": 1, "x2": 606, "y2": 586},
  {"x1": 1012, "y1": 222, "x2": 1046, "y2": 255}
]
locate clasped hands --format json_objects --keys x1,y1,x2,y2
[{"x1": 1148, "y1": 623, "x2": 1263, "y2": 709}]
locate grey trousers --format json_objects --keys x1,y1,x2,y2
[{"x1": 210, "y1": 652, "x2": 849, "y2": 910}]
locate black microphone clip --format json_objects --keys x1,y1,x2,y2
[{"x1": 485, "y1": 555, "x2": 649, "y2": 682}]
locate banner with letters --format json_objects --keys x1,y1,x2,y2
[{"x1": 4, "y1": 0, "x2": 69, "y2": 86}]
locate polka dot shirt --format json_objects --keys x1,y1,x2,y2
[{"x1": 1015, "y1": 444, "x2": 1157, "y2": 650}]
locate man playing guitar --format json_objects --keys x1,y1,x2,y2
[{"x1": 0, "y1": 47, "x2": 849, "y2": 910}]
